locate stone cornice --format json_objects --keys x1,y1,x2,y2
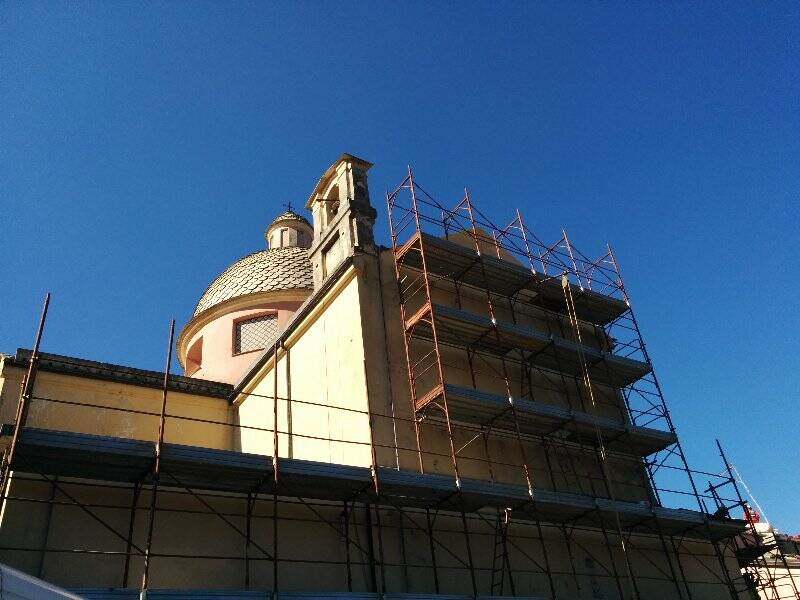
[{"x1": 3, "y1": 349, "x2": 232, "y2": 399}]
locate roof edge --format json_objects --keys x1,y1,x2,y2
[{"x1": 4, "y1": 349, "x2": 233, "y2": 399}]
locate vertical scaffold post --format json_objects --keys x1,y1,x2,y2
[
  {"x1": 36, "y1": 475, "x2": 58, "y2": 578},
  {"x1": 386, "y1": 178, "x2": 425, "y2": 474},
  {"x1": 363, "y1": 359, "x2": 380, "y2": 495},
  {"x1": 343, "y1": 500, "x2": 353, "y2": 591},
  {"x1": 365, "y1": 502, "x2": 379, "y2": 593},
  {"x1": 607, "y1": 245, "x2": 705, "y2": 514},
  {"x1": 426, "y1": 508, "x2": 440, "y2": 593},
  {"x1": 407, "y1": 170, "x2": 462, "y2": 487},
  {"x1": 562, "y1": 230, "x2": 584, "y2": 291},
  {"x1": 0, "y1": 293, "x2": 50, "y2": 512},
  {"x1": 561, "y1": 277, "x2": 641, "y2": 600},
  {"x1": 139, "y1": 319, "x2": 175, "y2": 599},
  {"x1": 245, "y1": 492, "x2": 253, "y2": 588},
  {"x1": 374, "y1": 505, "x2": 387, "y2": 593},
  {"x1": 273, "y1": 341, "x2": 280, "y2": 479},
  {"x1": 272, "y1": 492, "x2": 279, "y2": 594},
  {"x1": 272, "y1": 340, "x2": 280, "y2": 594},
  {"x1": 460, "y1": 193, "x2": 556, "y2": 599},
  {"x1": 460, "y1": 509, "x2": 478, "y2": 597},
  {"x1": 123, "y1": 482, "x2": 141, "y2": 587},
  {"x1": 515, "y1": 209, "x2": 538, "y2": 277}
]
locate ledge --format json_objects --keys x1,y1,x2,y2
[
  {"x1": 396, "y1": 232, "x2": 629, "y2": 326},
  {"x1": 5, "y1": 426, "x2": 746, "y2": 542},
  {"x1": 3, "y1": 349, "x2": 233, "y2": 399},
  {"x1": 416, "y1": 383, "x2": 677, "y2": 457},
  {"x1": 407, "y1": 304, "x2": 651, "y2": 388}
]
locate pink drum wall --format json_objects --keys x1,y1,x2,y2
[{"x1": 183, "y1": 300, "x2": 303, "y2": 384}]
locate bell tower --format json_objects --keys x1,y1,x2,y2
[{"x1": 305, "y1": 153, "x2": 376, "y2": 289}]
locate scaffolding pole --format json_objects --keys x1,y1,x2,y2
[
  {"x1": 139, "y1": 319, "x2": 175, "y2": 598},
  {"x1": 0, "y1": 293, "x2": 50, "y2": 512}
]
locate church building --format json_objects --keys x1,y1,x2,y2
[{"x1": 0, "y1": 154, "x2": 765, "y2": 599}]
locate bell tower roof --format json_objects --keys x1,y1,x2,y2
[{"x1": 305, "y1": 153, "x2": 373, "y2": 210}]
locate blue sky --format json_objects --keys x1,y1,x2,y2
[{"x1": 2, "y1": 3, "x2": 798, "y2": 531}]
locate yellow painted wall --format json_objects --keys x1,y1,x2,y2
[
  {"x1": 0, "y1": 362, "x2": 234, "y2": 451},
  {"x1": 235, "y1": 264, "x2": 372, "y2": 467}
]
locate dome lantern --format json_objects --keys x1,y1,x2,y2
[{"x1": 264, "y1": 209, "x2": 313, "y2": 250}]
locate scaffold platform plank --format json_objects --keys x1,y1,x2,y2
[
  {"x1": 75, "y1": 592, "x2": 554, "y2": 600},
  {"x1": 7, "y1": 427, "x2": 743, "y2": 541},
  {"x1": 414, "y1": 383, "x2": 677, "y2": 456},
  {"x1": 76, "y1": 591, "x2": 269, "y2": 600},
  {"x1": 406, "y1": 303, "x2": 650, "y2": 388},
  {"x1": 278, "y1": 458, "x2": 374, "y2": 501},
  {"x1": 396, "y1": 232, "x2": 628, "y2": 326},
  {"x1": 10, "y1": 426, "x2": 154, "y2": 483}
]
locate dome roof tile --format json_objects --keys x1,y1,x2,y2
[{"x1": 193, "y1": 246, "x2": 312, "y2": 317}]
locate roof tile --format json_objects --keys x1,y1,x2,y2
[{"x1": 193, "y1": 247, "x2": 313, "y2": 317}]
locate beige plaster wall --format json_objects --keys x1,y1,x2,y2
[
  {"x1": 752, "y1": 565, "x2": 800, "y2": 599},
  {"x1": 235, "y1": 265, "x2": 372, "y2": 467}
]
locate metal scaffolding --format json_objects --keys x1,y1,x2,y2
[
  {"x1": 384, "y1": 168, "x2": 796, "y2": 600},
  {"x1": 707, "y1": 441, "x2": 800, "y2": 600},
  {"x1": 0, "y1": 167, "x2": 792, "y2": 599}
]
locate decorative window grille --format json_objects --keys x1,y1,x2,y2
[{"x1": 234, "y1": 314, "x2": 278, "y2": 354}]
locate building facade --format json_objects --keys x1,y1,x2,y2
[
  {"x1": 0, "y1": 154, "x2": 769, "y2": 599},
  {"x1": 736, "y1": 509, "x2": 800, "y2": 600}
]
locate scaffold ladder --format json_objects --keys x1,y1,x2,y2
[{"x1": 490, "y1": 508, "x2": 514, "y2": 596}]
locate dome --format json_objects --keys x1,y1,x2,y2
[
  {"x1": 193, "y1": 246, "x2": 313, "y2": 317},
  {"x1": 179, "y1": 210, "x2": 316, "y2": 383}
]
